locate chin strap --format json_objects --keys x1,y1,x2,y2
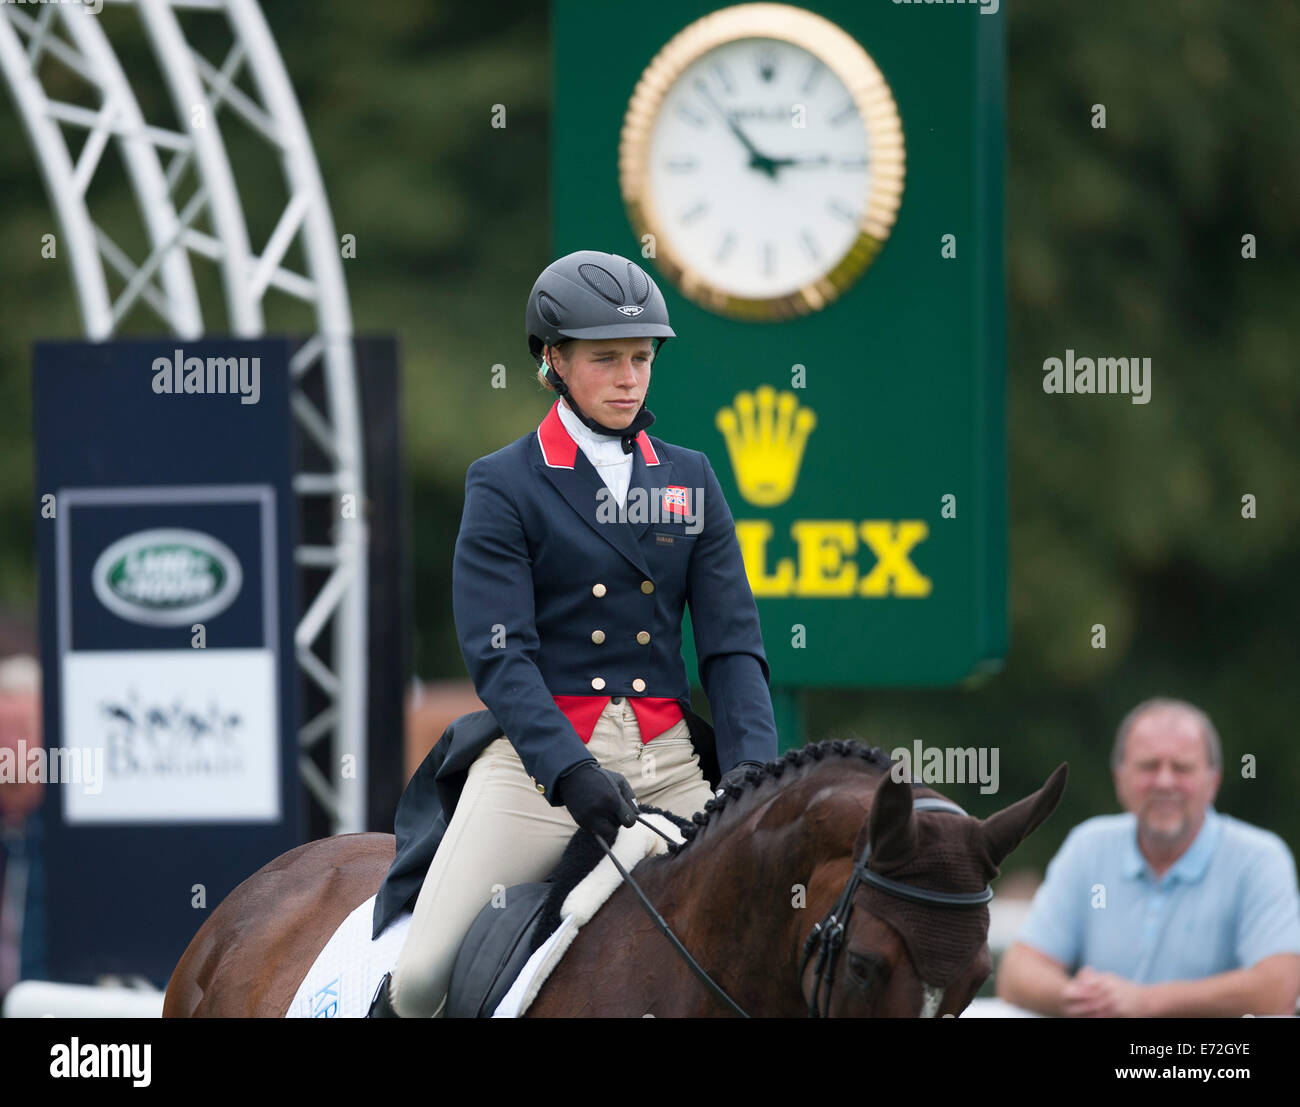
[{"x1": 544, "y1": 360, "x2": 655, "y2": 454}]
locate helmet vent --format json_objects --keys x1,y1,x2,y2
[
  {"x1": 626, "y1": 262, "x2": 649, "y2": 304},
  {"x1": 577, "y1": 263, "x2": 625, "y2": 306},
  {"x1": 537, "y1": 291, "x2": 564, "y2": 327}
]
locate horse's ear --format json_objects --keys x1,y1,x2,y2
[
  {"x1": 867, "y1": 771, "x2": 918, "y2": 867},
  {"x1": 979, "y1": 763, "x2": 1069, "y2": 869}
]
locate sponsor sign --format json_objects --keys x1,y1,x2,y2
[
  {"x1": 554, "y1": 0, "x2": 1006, "y2": 685},
  {"x1": 90, "y1": 528, "x2": 243, "y2": 627},
  {"x1": 55, "y1": 486, "x2": 282, "y2": 826},
  {"x1": 57, "y1": 487, "x2": 281, "y2": 824},
  {"x1": 34, "y1": 338, "x2": 300, "y2": 982}
]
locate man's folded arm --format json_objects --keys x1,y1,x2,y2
[
  {"x1": 995, "y1": 942, "x2": 1071, "y2": 1017},
  {"x1": 996, "y1": 829, "x2": 1086, "y2": 1015}
]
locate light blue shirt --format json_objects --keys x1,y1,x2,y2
[{"x1": 1016, "y1": 807, "x2": 1300, "y2": 982}]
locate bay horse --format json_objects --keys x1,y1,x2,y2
[{"x1": 163, "y1": 741, "x2": 1067, "y2": 1017}]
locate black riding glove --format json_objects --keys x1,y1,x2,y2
[
  {"x1": 555, "y1": 761, "x2": 638, "y2": 843},
  {"x1": 716, "y1": 760, "x2": 765, "y2": 795}
]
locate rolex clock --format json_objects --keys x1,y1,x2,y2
[{"x1": 619, "y1": 3, "x2": 905, "y2": 320}]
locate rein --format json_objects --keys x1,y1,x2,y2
[
  {"x1": 594, "y1": 818, "x2": 748, "y2": 1017},
  {"x1": 598, "y1": 799, "x2": 993, "y2": 1019}
]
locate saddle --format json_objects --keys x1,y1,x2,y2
[
  {"x1": 444, "y1": 810, "x2": 687, "y2": 1018},
  {"x1": 371, "y1": 708, "x2": 710, "y2": 1015},
  {"x1": 446, "y1": 882, "x2": 552, "y2": 1018}
]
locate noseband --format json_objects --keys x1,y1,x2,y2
[{"x1": 799, "y1": 796, "x2": 994, "y2": 1018}]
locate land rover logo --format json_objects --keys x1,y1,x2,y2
[{"x1": 92, "y1": 529, "x2": 243, "y2": 626}]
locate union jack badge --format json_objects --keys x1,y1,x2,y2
[{"x1": 662, "y1": 486, "x2": 690, "y2": 515}]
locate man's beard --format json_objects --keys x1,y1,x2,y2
[{"x1": 1139, "y1": 797, "x2": 1190, "y2": 845}]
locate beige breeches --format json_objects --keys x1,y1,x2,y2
[{"x1": 388, "y1": 698, "x2": 715, "y2": 1017}]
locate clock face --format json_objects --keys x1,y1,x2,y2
[
  {"x1": 620, "y1": 6, "x2": 904, "y2": 320},
  {"x1": 650, "y1": 39, "x2": 869, "y2": 300}
]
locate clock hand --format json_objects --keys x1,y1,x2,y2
[
  {"x1": 766, "y1": 154, "x2": 832, "y2": 171},
  {"x1": 693, "y1": 81, "x2": 778, "y2": 178}
]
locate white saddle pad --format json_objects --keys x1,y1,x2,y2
[
  {"x1": 285, "y1": 813, "x2": 683, "y2": 1018},
  {"x1": 494, "y1": 813, "x2": 684, "y2": 1017},
  {"x1": 285, "y1": 896, "x2": 412, "y2": 1018}
]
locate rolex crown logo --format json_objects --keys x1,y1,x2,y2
[{"x1": 715, "y1": 386, "x2": 817, "y2": 506}]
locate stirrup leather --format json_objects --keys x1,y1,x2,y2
[{"x1": 366, "y1": 971, "x2": 401, "y2": 1018}]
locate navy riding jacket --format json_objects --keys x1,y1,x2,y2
[{"x1": 452, "y1": 399, "x2": 779, "y2": 802}]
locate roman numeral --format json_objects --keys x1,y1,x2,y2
[
  {"x1": 676, "y1": 103, "x2": 708, "y2": 127},
  {"x1": 680, "y1": 200, "x2": 709, "y2": 224},
  {"x1": 829, "y1": 101, "x2": 858, "y2": 126},
  {"x1": 826, "y1": 199, "x2": 858, "y2": 224},
  {"x1": 801, "y1": 60, "x2": 824, "y2": 95}
]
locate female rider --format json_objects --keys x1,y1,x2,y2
[{"x1": 371, "y1": 249, "x2": 779, "y2": 1017}]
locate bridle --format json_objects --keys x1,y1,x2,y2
[
  {"x1": 799, "y1": 796, "x2": 994, "y2": 1018},
  {"x1": 595, "y1": 796, "x2": 993, "y2": 1019}
]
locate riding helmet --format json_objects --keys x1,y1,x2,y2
[{"x1": 525, "y1": 250, "x2": 675, "y2": 372}]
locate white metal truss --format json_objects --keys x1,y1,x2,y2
[{"x1": 0, "y1": 0, "x2": 368, "y2": 833}]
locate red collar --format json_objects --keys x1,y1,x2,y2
[{"x1": 536, "y1": 400, "x2": 660, "y2": 469}]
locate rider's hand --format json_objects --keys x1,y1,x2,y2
[
  {"x1": 555, "y1": 761, "x2": 638, "y2": 843},
  {"x1": 716, "y1": 760, "x2": 765, "y2": 796}
]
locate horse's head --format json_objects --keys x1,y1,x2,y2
[{"x1": 792, "y1": 751, "x2": 1068, "y2": 1018}]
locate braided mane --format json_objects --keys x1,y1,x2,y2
[{"x1": 664, "y1": 739, "x2": 899, "y2": 853}]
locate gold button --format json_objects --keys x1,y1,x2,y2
[
  {"x1": 592, "y1": 583, "x2": 607, "y2": 597},
  {"x1": 591, "y1": 677, "x2": 606, "y2": 690},
  {"x1": 640, "y1": 580, "x2": 654, "y2": 594},
  {"x1": 636, "y1": 631, "x2": 650, "y2": 645},
  {"x1": 591, "y1": 629, "x2": 605, "y2": 644},
  {"x1": 536, "y1": 783, "x2": 545, "y2": 795},
  {"x1": 632, "y1": 678, "x2": 646, "y2": 692}
]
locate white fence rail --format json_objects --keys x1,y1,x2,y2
[{"x1": 3, "y1": 981, "x2": 165, "y2": 1018}]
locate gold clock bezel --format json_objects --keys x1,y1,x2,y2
[{"x1": 619, "y1": 2, "x2": 905, "y2": 321}]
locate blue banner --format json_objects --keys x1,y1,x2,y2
[{"x1": 33, "y1": 338, "x2": 300, "y2": 983}]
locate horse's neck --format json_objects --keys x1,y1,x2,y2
[{"x1": 648, "y1": 763, "x2": 872, "y2": 933}]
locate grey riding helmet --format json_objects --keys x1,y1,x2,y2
[{"x1": 525, "y1": 250, "x2": 675, "y2": 378}]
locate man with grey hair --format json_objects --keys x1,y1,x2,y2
[
  {"x1": 997, "y1": 697, "x2": 1300, "y2": 1016},
  {"x1": 1110, "y1": 697, "x2": 1222, "y2": 773}
]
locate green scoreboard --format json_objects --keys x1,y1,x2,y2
[{"x1": 551, "y1": 0, "x2": 1006, "y2": 690}]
